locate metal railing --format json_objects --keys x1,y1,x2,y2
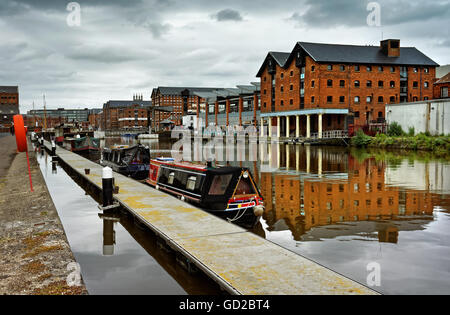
[{"x1": 310, "y1": 130, "x2": 349, "y2": 139}]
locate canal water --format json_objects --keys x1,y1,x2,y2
[{"x1": 38, "y1": 138, "x2": 450, "y2": 295}]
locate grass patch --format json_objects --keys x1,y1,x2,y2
[
  {"x1": 22, "y1": 260, "x2": 46, "y2": 274},
  {"x1": 32, "y1": 280, "x2": 85, "y2": 295},
  {"x1": 22, "y1": 244, "x2": 64, "y2": 259}
]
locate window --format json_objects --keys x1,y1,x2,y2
[
  {"x1": 413, "y1": 81, "x2": 419, "y2": 88},
  {"x1": 367, "y1": 80, "x2": 372, "y2": 88},
  {"x1": 355, "y1": 65, "x2": 360, "y2": 72},
  {"x1": 264, "y1": 89, "x2": 267, "y2": 95},
  {"x1": 208, "y1": 174, "x2": 233, "y2": 195},
  {"x1": 378, "y1": 96, "x2": 384, "y2": 103},
  {"x1": 281, "y1": 86, "x2": 284, "y2": 92},
  {"x1": 390, "y1": 81, "x2": 395, "y2": 88},
  {"x1": 340, "y1": 65, "x2": 346, "y2": 71},
  {"x1": 280, "y1": 73, "x2": 284, "y2": 79},
  {"x1": 366, "y1": 96, "x2": 373, "y2": 103},
  {"x1": 378, "y1": 66, "x2": 384, "y2": 72},
  {"x1": 424, "y1": 97, "x2": 429, "y2": 100},
  {"x1": 311, "y1": 96, "x2": 315, "y2": 103},
  {"x1": 378, "y1": 111, "x2": 384, "y2": 118},
  {"x1": 327, "y1": 65, "x2": 333, "y2": 71},
  {"x1": 367, "y1": 66, "x2": 372, "y2": 72},
  {"x1": 290, "y1": 84, "x2": 294, "y2": 91},
  {"x1": 442, "y1": 87, "x2": 448, "y2": 98},
  {"x1": 281, "y1": 100, "x2": 284, "y2": 106},
  {"x1": 355, "y1": 80, "x2": 360, "y2": 88},
  {"x1": 413, "y1": 67, "x2": 419, "y2": 73},
  {"x1": 290, "y1": 99, "x2": 294, "y2": 105},
  {"x1": 186, "y1": 176, "x2": 197, "y2": 191},
  {"x1": 390, "y1": 66, "x2": 395, "y2": 73},
  {"x1": 354, "y1": 96, "x2": 360, "y2": 103},
  {"x1": 339, "y1": 96, "x2": 345, "y2": 103},
  {"x1": 327, "y1": 79, "x2": 333, "y2": 87},
  {"x1": 235, "y1": 177, "x2": 256, "y2": 195},
  {"x1": 340, "y1": 80, "x2": 345, "y2": 87},
  {"x1": 424, "y1": 67, "x2": 429, "y2": 73},
  {"x1": 327, "y1": 96, "x2": 333, "y2": 103},
  {"x1": 311, "y1": 80, "x2": 315, "y2": 88},
  {"x1": 424, "y1": 82, "x2": 429, "y2": 88},
  {"x1": 355, "y1": 111, "x2": 360, "y2": 118},
  {"x1": 378, "y1": 80, "x2": 384, "y2": 88},
  {"x1": 290, "y1": 71, "x2": 294, "y2": 76}
]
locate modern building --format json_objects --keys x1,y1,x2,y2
[
  {"x1": 27, "y1": 108, "x2": 91, "y2": 122},
  {"x1": 0, "y1": 86, "x2": 19, "y2": 129},
  {"x1": 256, "y1": 39, "x2": 439, "y2": 139}
]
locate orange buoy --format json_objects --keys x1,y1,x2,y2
[{"x1": 13, "y1": 115, "x2": 27, "y2": 152}]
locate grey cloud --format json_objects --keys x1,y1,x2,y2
[
  {"x1": 289, "y1": 0, "x2": 450, "y2": 28},
  {"x1": 212, "y1": 9, "x2": 243, "y2": 22}
]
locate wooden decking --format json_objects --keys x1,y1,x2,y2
[{"x1": 43, "y1": 141, "x2": 377, "y2": 295}]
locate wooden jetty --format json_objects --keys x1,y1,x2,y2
[{"x1": 43, "y1": 141, "x2": 377, "y2": 295}]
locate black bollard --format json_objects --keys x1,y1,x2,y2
[
  {"x1": 102, "y1": 167, "x2": 114, "y2": 208},
  {"x1": 51, "y1": 140, "x2": 56, "y2": 156}
]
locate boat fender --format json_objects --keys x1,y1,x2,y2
[
  {"x1": 253, "y1": 205, "x2": 265, "y2": 217},
  {"x1": 181, "y1": 196, "x2": 185, "y2": 202},
  {"x1": 155, "y1": 185, "x2": 160, "y2": 190}
]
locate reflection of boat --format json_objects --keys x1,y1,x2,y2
[
  {"x1": 101, "y1": 145, "x2": 150, "y2": 180},
  {"x1": 146, "y1": 158, "x2": 265, "y2": 228},
  {"x1": 63, "y1": 136, "x2": 100, "y2": 160}
]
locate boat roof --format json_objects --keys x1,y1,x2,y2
[{"x1": 152, "y1": 159, "x2": 245, "y2": 174}]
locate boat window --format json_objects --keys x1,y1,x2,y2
[
  {"x1": 168, "y1": 172, "x2": 175, "y2": 185},
  {"x1": 235, "y1": 177, "x2": 256, "y2": 196},
  {"x1": 186, "y1": 176, "x2": 197, "y2": 191},
  {"x1": 208, "y1": 174, "x2": 233, "y2": 196}
]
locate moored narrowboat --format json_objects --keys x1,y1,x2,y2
[
  {"x1": 63, "y1": 136, "x2": 100, "y2": 160},
  {"x1": 101, "y1": 145, "x2": 150, "y2": 180},
  {"x1": 146, "y1": 158, "x2": 265, "y2": 228}
]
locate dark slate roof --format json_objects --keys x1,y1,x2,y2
[
  {"x1": 435, "y1": 72, "x2": 450, "y2": 84},
  {"x1": 297, "y1": 42, "x2": 439, "y2": 66},
  {"x1": 156, "y1": 87, "x2": 222, "y2": 96},
  {"x1": 103, "y1": 100, "x2": 152, "y2": 109},
  {"x1": 0, "y1": 86, "x2": 18, "y2": 93},
  {"x1": 256, "y1": 52, "x2": 290, "y2": 77},
  {"x1": 0, "y1": 105, "x2": 19, "y2": 114}
]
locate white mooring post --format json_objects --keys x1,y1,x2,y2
[{"x1": 102, "y1": 167, "x2": 113, "y2": 208}]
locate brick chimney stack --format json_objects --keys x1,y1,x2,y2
[{"x1": 381, "y1": 39, "x2": 400, "y2": 57}]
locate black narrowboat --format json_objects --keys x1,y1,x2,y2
[
  {"x1": 146, "y1": 158, "x2": 265, "y2": 228},
  {"x1": 101, "y1": 145, "x2": 150, "y2": 180}
]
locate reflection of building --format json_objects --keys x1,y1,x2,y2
[{"x1": 260, "y1": 150, "x2": 438, "y2": 243}]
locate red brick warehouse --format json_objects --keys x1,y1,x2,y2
[{"x1": 257, "y1": 39, "x2": 438, "y2": 139}]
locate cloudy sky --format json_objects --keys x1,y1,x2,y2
[{"x1": 1, "y1": 0, "x2": 449, "y2": 113}]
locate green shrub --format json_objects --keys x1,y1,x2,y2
[
  {"x1": 387, "y1": 122, "x2": 405, "y2": 137},
  {"x1": 408, "y1": 127, "x2": 415, "y2": 137},
  {"x1": 351, "y1": 130, "x2": 372, "y2": 147}
]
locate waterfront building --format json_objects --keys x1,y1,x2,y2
[
  {"x1": 102, "y1": 94, "x2": 152, "y2": 131},
  {"x1": 27, "y1": 108, "x2": 91, "y2": 122},
  {"x1": 0, "y1": 86, "x2": 19, "y2": 130},
  {"x1": 256, "y1": 39, "x2": 439, "y2": 139},
  {"x1": 433, "y1": 72, "x2": 450, "y2": 99}
]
